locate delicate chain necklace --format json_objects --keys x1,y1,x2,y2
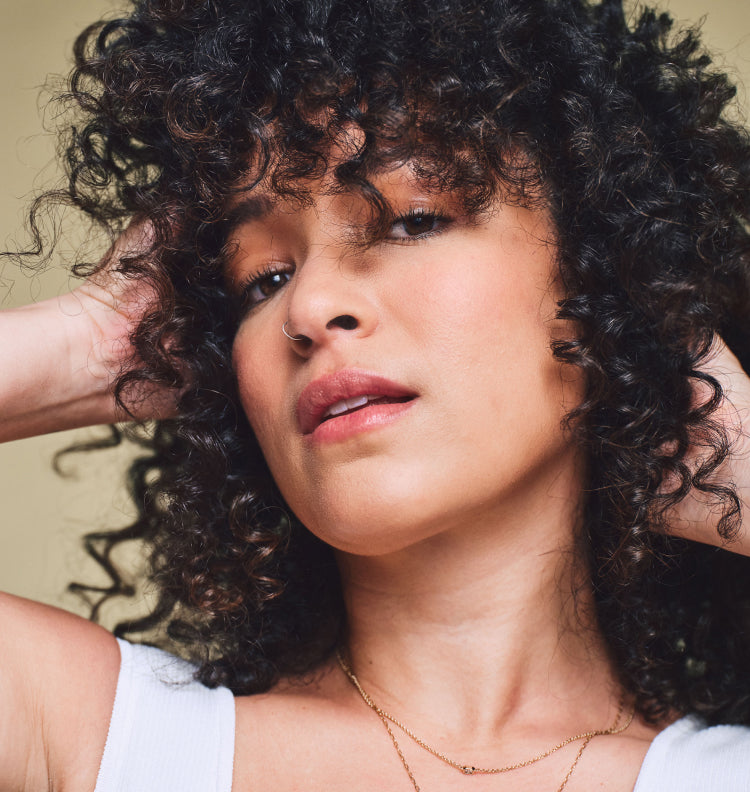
[{"x1": 337, "y1": 650, "x2": 635, "y2": 792}]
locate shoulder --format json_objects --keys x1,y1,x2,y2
[
  {"x1": 0, "y1": 592, "x2": 120, "y2": 792},
  {"x1": 634, "y1": 715, "x2": 750, "y2": 792},
  {"x1": 0, "y1": 593, "x2": 235, "y2": 792}
]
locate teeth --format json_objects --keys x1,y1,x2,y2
[{"x1": 323, "y1": 394, "x2": 375, "y2": 419}]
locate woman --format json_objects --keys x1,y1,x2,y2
[{"x1": 1, "y1": 0, "x2": 750, "y2": 790}]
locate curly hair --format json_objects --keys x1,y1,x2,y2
[{"x1": 33, "y1": 0, "x2": 750, "y2": 724}]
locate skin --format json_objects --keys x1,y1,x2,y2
[
  {"x1": 226, "y1": 166, "x2": 664, "y2": 791},
  {"x1": 229, "y1": 167, "x2": 584, "y2": 555},
  {"x1": 0, "y1": 164, "x2": 748, "y2": 790}
]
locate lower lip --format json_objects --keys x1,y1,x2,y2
[{"x1": 308, "y1": 400, "x2": 415, "y2": 444}]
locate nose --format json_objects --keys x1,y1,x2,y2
[{"x1": 283, "y1": 250, "x2": 378, "y2": 352}]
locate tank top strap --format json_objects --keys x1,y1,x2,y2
[
  {"x1": 634, "y1": 715, "x2": 750, "y2": 791},
  {"x1": 94, "y1": 638, "x2": 235, "y2": 792}
]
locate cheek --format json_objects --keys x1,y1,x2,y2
[
  {"x1": 415, "y1": 244, "x2": 576, "y2": 449},
  {"x1": 232, "y1": 325, "x2": 287, "y2": 455},
  {"x1": 413, "y1": 253, "x2": 555, "y2": 383}
]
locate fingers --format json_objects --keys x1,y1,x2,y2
[{"x1": 661, "y1": 338, "x2": 750, "y2": 554}]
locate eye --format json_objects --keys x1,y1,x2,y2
[
  {"x1": 238, "y1": 265, "x2": 293, "y2": 312},
  {"x1": 387, "y1": 208, "x2": 450, "y2": 241}
]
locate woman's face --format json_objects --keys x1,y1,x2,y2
[{"x1": 226, "y1": 166, "x2": 584, "y2": 555}]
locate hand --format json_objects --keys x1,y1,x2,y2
[
  {"x1": 60, "y1": 222, "x2": 179, "y2": 414},
  {"x1": 0, "y1": 221, "x2": 177, "y2": 441},
  {"x1": 663, "y1": 340, "x2": 750, "y2": 555}
]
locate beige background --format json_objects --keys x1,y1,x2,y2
[{"x1": 1, "y1": 1, "x2": 748, "y2": 623}]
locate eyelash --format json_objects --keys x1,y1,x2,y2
[
  {"x1": 235, "y1": 208, "x2": 453, "y2": 314},
  {"x1": 237, "y1": 263, "x2": 294, "y2": 314},
  {"x1": 386, "y1": 207, "x2": 452, "y2": 242}
]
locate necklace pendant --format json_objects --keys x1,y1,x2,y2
[{"x1": 461, "y1": 766, "x2": 477, "y2": 775}]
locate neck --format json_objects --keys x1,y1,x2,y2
[{"x1": 335, "y1": 465, "x2": 620, "y2": 748}]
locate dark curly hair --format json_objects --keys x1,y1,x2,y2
[{"x1": 31, "y1": 0, "x2": 750, "y2": 725}]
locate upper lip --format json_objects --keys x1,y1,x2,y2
[{"x1": 297, "y1": 369, "x2": 417, "y2": 434}]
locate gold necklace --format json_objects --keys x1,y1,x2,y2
[{"x1": 337, "y1": 650, "x2": 635, "y2": 792}]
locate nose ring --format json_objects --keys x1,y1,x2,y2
[{"x1": 282, "y1": 321, "x2": 304, "y2": 342}]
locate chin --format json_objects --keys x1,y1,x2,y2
[
  {"x1": 294, "y1": 506, "x2": 433, "y2": 557},
  {"x1": 286, "y1": 472, "x2": 448, "y2": 557}
]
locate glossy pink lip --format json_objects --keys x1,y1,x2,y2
[{"x1": 297, "y1": 370, "x2": 417, "y2": 438}]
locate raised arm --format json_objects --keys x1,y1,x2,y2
[
  {"x1": 0, "y1": 223, "x2": 174, "y2": 442},
  {"x1": 0, "y1": 223, "x2": 173, "y2": 792},
  {"x1": 665, "y1": 342, "x2": 750, "y2": 555}
]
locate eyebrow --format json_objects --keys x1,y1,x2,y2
[{"x1": 222, "y1": 194, "x2": 277, "y2": 235}]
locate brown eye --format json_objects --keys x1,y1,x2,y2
[
  {"x1": 241, "y1": 269, "x2": 293, "y2": 310},
  {"x1": 255, "y1": 272, "x2": 289, "y2": 297},
  {"x1": 402, "y1": 214, "x2": 437, "y2": 235},
  {"x1": 387, "y1": 210, "x2": 448, "y2": 241}
]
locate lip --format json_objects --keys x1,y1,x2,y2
[{"x1": 297, "y1": 369, "x2": 417, "y2": 440}]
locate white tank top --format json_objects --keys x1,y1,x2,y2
[
  {"x1": 94, "y1": 638, "x2": 235, "y2": 792},
  {"x1": 94, "y1": 639, "x2": 750, "y2": 791}
]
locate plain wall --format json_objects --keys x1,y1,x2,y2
[{"x1": 0, "y1": 0, "x2": 748, "y2": 622}]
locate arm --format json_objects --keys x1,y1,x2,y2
[
  {"x1": 665, "y1": 342, "x2": 750, "y2": 555},
  {"x1": 0, "y1": 225, "x2": 172, "y2": 791},
  {"x1": 0, "y1": 594, "x2": 121, "y2": 792},
  {"x1": 0, "y1": 223, "x2": 175, "y2": 442}
]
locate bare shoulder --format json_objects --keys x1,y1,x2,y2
[{"x1": 0, "y1": 592, "x2": 120, "y2": 792}]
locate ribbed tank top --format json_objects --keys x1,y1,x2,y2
[{"x1": 94, "y1": 638, "x2": 235, "y2": 792}]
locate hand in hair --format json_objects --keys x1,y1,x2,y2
[
  {"x1": 664, "y1": 341, "x2": 750, "y2": 555},
  {"x1": 0, "y1": 221, "x2": 177, "y2": 442}
]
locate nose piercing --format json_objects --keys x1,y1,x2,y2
[{"x1": 282, "y1": 321, "x2": 304, "y2": 341}]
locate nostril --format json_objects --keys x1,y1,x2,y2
[{"x1": 327, "y1": 314, "x2": 359, "y2": 331}]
